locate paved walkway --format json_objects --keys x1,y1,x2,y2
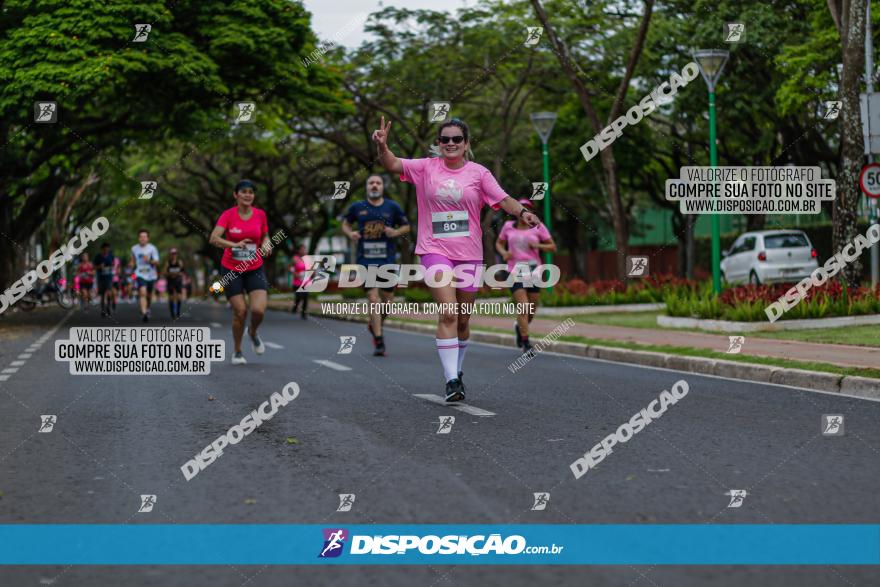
[{"x1": 466, "y1": 315, "x2": 880, "y2": 371}]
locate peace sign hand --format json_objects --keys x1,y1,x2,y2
[{"x1": 372, "y1": 116, "x2": 392, "y2": 151}]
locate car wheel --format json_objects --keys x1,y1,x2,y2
[{"x1": 748, "y1": 270, "x2": 761, "y2": 286}]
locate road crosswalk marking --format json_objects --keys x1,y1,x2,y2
[
  {"x1": 265, "y1": 342, "x2": 284, "y2": 349},
  {"x1": 312, "y1": 359, "x2": 351, "y2": 371},
  {"x1": 412, "y1": 394, "x2": 496, "y2": 416}
]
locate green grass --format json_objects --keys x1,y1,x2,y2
[
  {"x1": 748, "y1": 325, "x2": 880, "y2": 348},
  {"x1": 557, "y1": 310, "x2": 880, "y2": 348},
  {"x1": 386, "y1": 317, "x2": 880, "y2": 380}
]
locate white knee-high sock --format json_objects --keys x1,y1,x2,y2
[
  {"x1": 436, "y1": 337, "x2": 459, "y2": 382},
  {"x1": 456, "y1": 338, "x2": 469, "y2": 374}
]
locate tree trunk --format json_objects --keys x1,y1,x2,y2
[
  {"x1": 0, "y1": 200, "x2": 16, "y2": 292},
  {"x1": 530, "y1": 0, "x2": 651, "y2": 281},
  {"x1": 746, "y1": 215, "x2": 766, "y2": 231},
  {"x1": 835, "y1": 0, "x2": 867, "y2": 287}
]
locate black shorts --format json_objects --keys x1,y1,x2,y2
[
  {"x1": 506, "y1": 271, "x2": 540, "y2": 294},
  {"x1": 136, "y1": 277, "x2": 156, "y2": 293},
  {"x1": 362, "y1": 262, "x2": 396, "y2": 293},
  {"x1": 167, "y1": 278, "x2": 184, "y2": 294},
  {"x1": 222, "y1": 267, "x2": 268, "y2": 299},
  {"x1": 97, "y1": 276, "x2": 114, "y2": 294}
]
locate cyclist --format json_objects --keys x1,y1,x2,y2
[
  {"x1": 129, "y1": 229, "x2": 160, "y2": 322},
  {"x1": 93, "y1": 242, "x2": 116, "y2": 317},
  {"x1": 164, "y1": 248, "x2": 185, "y2": 319},
  {"x1": 289, "y1": 243, "x2": 309, "y2": 319},
  {"x1": 75, "y1": 253, "x2": 95, "y2": 310},
  {"x1": 342, "y1": 175, "x2": 410, "y2": 355},
  {"x1": 496, "y1": 199, "x2": 557, "y2": 354},
  {"x1": 373, "y1": 116, "x2": 539, "y2": 401},
  {"x1": 208, "y1": 179, "x2": 272, "y2": 365}
]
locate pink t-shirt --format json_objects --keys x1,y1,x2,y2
[
  {"x1": 290, "y1": 255, "x2": 306, "y2": 286},
  {"x1": 216, "y1": 207, "x2": 269, "y2": 271},
  {"x1": 498, "y1": 220, "x2": 551, "y2": 271},
  {"x1": 400, "y1": 158, "x2": 509, "y2": 260}
]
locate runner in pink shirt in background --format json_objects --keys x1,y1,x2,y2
[
  {"x1": 496, "y1": 198, "x2": 557, "y2": 355},
  {"x1": 290, "y1": 243, "x2": 309, "y2": 320},
  {"x1": 373, "y1": 116, "x2": 540, "y2": 402}
]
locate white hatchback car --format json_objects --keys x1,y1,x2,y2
[{"x1": 720, "y1": 230, "x2": 819, "y2": 285}]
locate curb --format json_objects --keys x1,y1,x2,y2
[
  {"x1": 658, "y1": 313, "x2": 880, "y2": 332},
  {"x1": 316, "y1": 311, "x2": 880, "y2": 399}
]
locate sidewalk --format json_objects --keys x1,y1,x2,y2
[
  {"x1": 466, "y1": 315, "x2": 880, "y2": 371},
  {"x1": 266, "y1": 299, "x2": 880, "y2": 371}
]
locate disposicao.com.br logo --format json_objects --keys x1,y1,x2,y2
[{"x1": 318, "y1": 529, "x2": 563, "y2": 558}]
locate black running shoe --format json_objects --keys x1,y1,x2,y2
[
  {"x1": 458, "y1": 371, "x2": 466, "y2": 393},
  {"x1": 445, "y1": 378, "x2": 465, "y2": 402},
  {"x1": 522, "y1": 340, "x2": 534, "y2": 357},
  {"x1": 515, "y1": 323, "x2": 522, "y2": 347},
  {"x1": 142, "y1": 313, "x2": 149, "y2": 323},
  {"x1": 373, "y1": 337, "x2": 385, "y2": 356}
]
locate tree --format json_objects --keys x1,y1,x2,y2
[
  {"x1": 531, "y1": 0, "x2": 655, "y2": 280},
  {"x1": 0, "y1": 0, "x2": 342, "y2": 289},
  {"x1": 829, "y1": 0, "x2": 868, "y2": 286}
]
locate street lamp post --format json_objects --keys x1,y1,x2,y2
[
  {"x1": 530, "y1": 111, "x2": 557, "y2": 272},
  {"x1": 694, "y1": 49, "x2": 729, "y2": 295}
]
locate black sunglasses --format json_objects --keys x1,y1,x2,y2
[{"x1": 438, "y1": 135, "x2": 465, "y2": 144}]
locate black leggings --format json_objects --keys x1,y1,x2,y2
[{"x1": 292, "y1": 291, "x2": 309, "y2": 316}]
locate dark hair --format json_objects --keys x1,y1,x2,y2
[
  {"x1": 438, "y1": 118, "x2": 469, "y2": 142},
  {"x1": 138, "y1": 229, "x2": 149, "y2": 236},
  {"x1": 101, "y1": 242, "x2": 110, "y2": 248},
  {"x1": 234, "y1": 179, "x2": 256, "y2": 193}
]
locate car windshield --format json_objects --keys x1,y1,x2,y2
[{"x1": 764, "y1": 234, "x2": 809, "y2": 249}]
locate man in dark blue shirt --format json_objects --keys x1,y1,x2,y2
[
  {"x1": 93, "y1": 243, "x2": 116, "y2": 317},
  {"x1": 342, "y1": 175, "x2": 410, "y2": 356}
]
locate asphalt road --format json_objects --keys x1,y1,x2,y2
[{"x1": 0, "y1": 299, "x2": 878, "y2": 586}]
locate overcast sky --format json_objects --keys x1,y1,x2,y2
[{"x1": 302, "y1": 0, "x2": 471, "y2": 48}]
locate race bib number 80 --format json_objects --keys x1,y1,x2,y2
[{"x1": 431, "y1": 210, "x2": 469, "y2": 239}]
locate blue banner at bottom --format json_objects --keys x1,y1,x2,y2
[{"x1": 0, "y1": 525, "x2": 878, "y2": 565}]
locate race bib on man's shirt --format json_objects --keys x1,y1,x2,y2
[
  {"x1": 363, "y1": 241, "x2": 388, "y2": 259},
  {"x1": 431, "y1": 210, "x2": 469, "y2": 239}
]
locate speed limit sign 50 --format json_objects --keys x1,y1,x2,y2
[{"x1": 859, "y1": 163, "x2": 880, "y2": 198}]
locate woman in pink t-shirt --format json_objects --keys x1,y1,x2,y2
[
  {"x1": 289, "y1": 243, "x2": 309, "y2": 319},
  {"x1": 209, "y1": 179, "x2": 273, "y2": 365},
  {"x1": 373, "y1": 116, "x2": 540, "y2": 402},
  {"x1": 496, "y1": 199, "x2": 557, "y2": 354}
]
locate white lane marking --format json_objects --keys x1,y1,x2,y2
[
  {"x1": 18, "y1": 354, "x2": 32, "y2": 360},
  {"x1": 209, "y1": 322, "x2": 222, "y2": 328},
  {"x1": 412, "y1": 394, "x2": 496, "y2": 417},
  {"x1": 2, "y1": 368, "x2": 19, "y2": 374},
  {"x1": 265, "y1": 342, "x2": 284, "y2": 349},
  {"x1": 26, "y1": 346, "x2": 39, "y2": 352},
  {"x1": 0, "y1": 374, "x2": 9, "y2": 381},
  {"x1": 312, "y1": 359, "x2": 351, "y2": 371},
  {"x1": 10, "y1": 360, "x2": 25, "y2": 366}
]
